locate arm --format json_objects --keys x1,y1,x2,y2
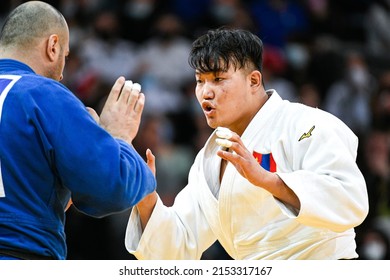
[
  {"x1": 125, "y1": 154, "x2": 217, "y2": 260},
  {"x1": 275, "y1": 118, "x2": 369, "y2": 232},
  {"x1": 136, "y1": 149, "x2": 157, "y2": 231},
  {"x1": 215, "y1": 119, "x2": 368, "y2": 232},
  {"x1": 31, "y1": 77, "x2": 156, "y2": 217}
]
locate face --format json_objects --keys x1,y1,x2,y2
[{"x1": 195, "y1": 65, "x2": 255, "y2": 134}]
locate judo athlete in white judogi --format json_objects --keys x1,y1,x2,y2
[{"x1": 125, "y1": 28, "x2": 369, "y2": 260}]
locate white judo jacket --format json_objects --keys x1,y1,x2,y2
[{"x1": 125, "y1": 90, "x2": 369, "y2": 260}]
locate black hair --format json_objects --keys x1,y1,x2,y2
[{"x1": 188, "y1": 27, "x2": 263, "y2": 74}]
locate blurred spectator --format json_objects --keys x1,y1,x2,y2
[
  {"x1": 168, "y1": 0, "x2": 210, "y2": 34},
  {"x1": 132, "y1": 114, "x2": 193, "y2": 206},
  {"x1": 59, "y1": 0, "x2": 104, "y2": 28},
  {"x1": 262, "y1": 46, "x2": 298, "y2": 102},
  {"x1": 304, "y1": 0, "x2": 334, "y2": 38},
  {"x1": 325, "y1": 0, "x2": 368, "y2": 42},
  {"x1": 357, "y1": 227, "x2": 390, "y2": 260},
  {"x1": 77, "y1": 9, "x2": 141, "y2": 110},
  {"x1": 298, "y1": 82, "x2": 322, "y2": 108},
  {"x1": 305, "y1": 35, "x2": 344, "y2": 101},
  {"x1": 323, "y1": 51, "x2": 377, "y2": 137},
  {"x1": 248, "y1": 0, "x2": 309, "y2": 49},
  {"x1": 365, "y1": 0, "x2": 390, "y2": 57},
  {"x1": 371, "y1": 70, "x2": 390, "y2": 131},
  {"x1": 119, "y1": 0, "x2": 168, "y2": 44},
  {"x1": 194, "y1": 0, "x2": 257, "y2": 36},
  {"x1": 354, "y1": 125, "x2": 390, "y2": 259},
  {"x1": 359, "y1": 129, "x2": 390, "y2": 226},
  {"x1": 134, "y1": 13, "x2": 194, "y2": 115},
  {"x1": 2, "y1": 0, "x2": 387, "y2": 260},
  {"x1": 61, "y1": 47, "x2": 97, "y2": 104}
]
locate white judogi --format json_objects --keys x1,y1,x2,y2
[{"x1": 125, "y1": 90, "x2": 369, "y2": 260}]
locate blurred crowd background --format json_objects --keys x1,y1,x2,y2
[{"x1": 1, "y1": 0, "x2": 390, "y2": 260}]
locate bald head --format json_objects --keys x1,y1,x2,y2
[
  {"x1": 0, "y1": 1, "x2": 67, "y2": 50},
  {"x1": 0, "y1": 1, "x2": 70, "y2": 81}
]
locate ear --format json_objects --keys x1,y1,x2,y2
[
  {"x1": 46, "y1": 34, "x2": 60, "y2": 62},
  {"x1": 250, "y1": 70, "x2": 262, "y2": 90}
]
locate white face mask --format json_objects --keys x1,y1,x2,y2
[
  {"x1": 211, "y1": 4, "x2": 235, "y2": 22},
  {"x1": 361, "y1": 240, "x2": 387, "y2": 259},
  {"x1": 348, "y1": 67, "x2": 369, "y2": 88},
  {"x1": 126, "y1": 2, "x2": 153, "y2": 19}
]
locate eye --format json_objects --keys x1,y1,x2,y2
[{"x1": 195, "y1": 77, "x2": 205, "y2": 85}]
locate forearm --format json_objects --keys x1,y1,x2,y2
[
  {"x1": 136, "y1": 191, "x2": 158, "y2": 231},
  {"x1": 262, "y1": 173, "x2": 301, "y2": 211}
]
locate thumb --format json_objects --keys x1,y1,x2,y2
[
  {"x1": 86, "y1": 107, "x2": 100, "y2": 123},
  {"x1": 146, "y1": 148, "x2": 156, "y2": 176}
]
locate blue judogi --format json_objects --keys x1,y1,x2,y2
[{"x1": 0, "y1": 59, "x2": 156, "y2": 259}]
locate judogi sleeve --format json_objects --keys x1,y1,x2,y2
[
  {"x1": 125, "y1": 155, "x2": 217, "y2": 260},
  {"x1": 23, "y1": 81, "x2": 156, "y2": 217},
  {"x1": 275, "y1": 110, "x2": 369, "y2": 232}
]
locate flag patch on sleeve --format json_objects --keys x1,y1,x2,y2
[{"x1": 252, "y1": 151, "x2": 277, "y2": 172}]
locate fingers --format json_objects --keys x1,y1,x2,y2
[
  {"x1": 117, "y1": 80, "x2": 143, "y2": 114},
  {"x1": 106, "y1": 76, "x2": 125, "y2": 105},
  {"x1": 146, "y1": 148, "x2": 155, "y2": 162},
  {"x1": 215, "y1": 127, "x2": 234, "y2": 149},
  {"x1": 132, "y1": 83, "x2": 141, "y2": 92},
  {"x1": 107, "y1": 78, "x2": 144, "y2": 115},
  {"x1": 216, "y1": 127, "x2": 233, "y2": 139},
  {"x1": 106, "y1": 77, "x2": 143, "y2": 108},
  {"x1": 126, "y1": 82, "x2": 142, "y2": 111},
  {"x1": 133, "y1": 92, "x2": 145, "y2": 114},
  {"x1": 118, "y1": 80, "x2": 134, "y2": 104},
  {"x1": 99, "y1": 77, "x2": 145, "y2": 143},
  {"x1": 216, "y1": 138, "x2": 232, "y2": 148},
  {"x1": 215, "y1": 127, "x2": 247, "y2": 158}
]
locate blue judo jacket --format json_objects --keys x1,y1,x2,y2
[{"x1": 0, "y1": 59, "x2": 156, "y2": 259}]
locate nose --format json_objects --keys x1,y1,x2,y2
[{"x1": 201, "y1": 82, "x2": 214, "y2": 99}]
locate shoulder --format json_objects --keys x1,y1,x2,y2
[
  {"x1": 13, "y1": 74, "x2": 76, "y2": 103},
  {"x1": 16, "y1": 74, "x2": 69, "y2": 93},
  {"x1": 278, "y1": 99, "x2": 347, "y2": 127},
  {"x1": 275, "y1": 98, "x2": 357, "y2": 143},
  {"x1": 10, "y1": 74, "x2": 84, "y2": 115}
]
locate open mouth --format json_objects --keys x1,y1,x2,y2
[{"x1": 202, "y1": 101, "x2": 214, "y2": 113}]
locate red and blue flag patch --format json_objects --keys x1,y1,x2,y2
[{"x1": 252, "y1": 151, "x2": 276, "y2": 172}]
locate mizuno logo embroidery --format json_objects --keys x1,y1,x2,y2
[{"x1": 299, "y1": 125, "x2": 315, "y2": 142}]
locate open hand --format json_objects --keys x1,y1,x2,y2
[
  {"x1": 99, "y1": 76, "x2": 145, "y2": 144},
  {"x1": 215, "y1": 127, "x2": 267, "y2": 186}
]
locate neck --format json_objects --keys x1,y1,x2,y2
[
  {"x1": 239, "y1": 90, "x2": 270, "y2": 135},
  {"x1": 1, "y1": 48, "x2": 43, "y2": 76}
]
